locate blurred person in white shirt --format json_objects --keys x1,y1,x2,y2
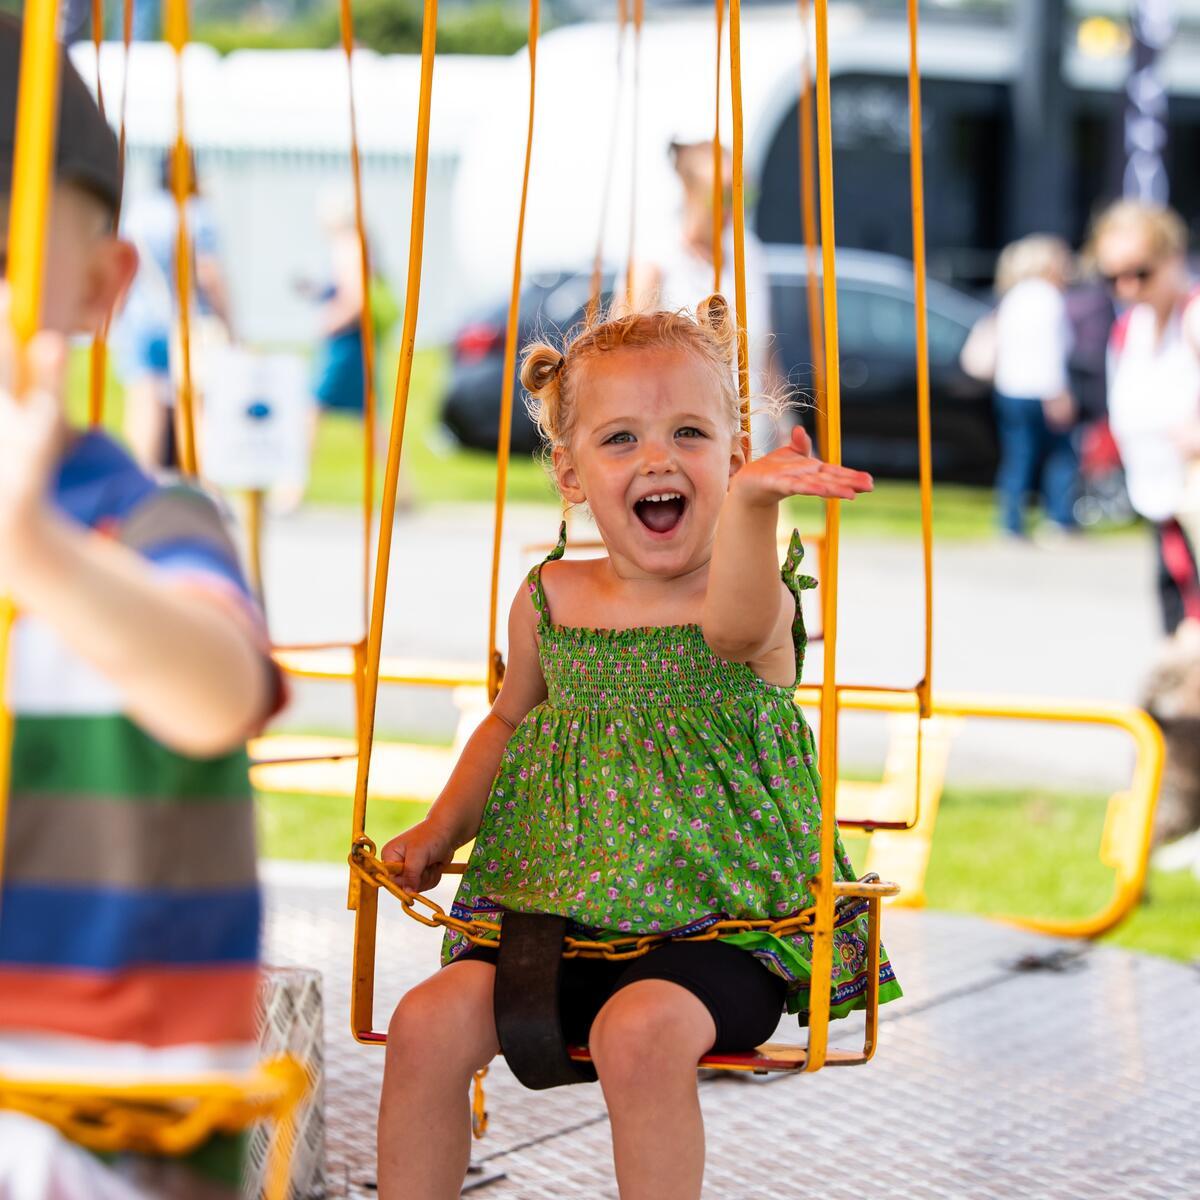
[
  {"x1": 1093, "y1": 200, "x2": 1200, "y2": 635},
  {"x1": 991, "y1": 235, "x2": 1077, "y2": 539}
]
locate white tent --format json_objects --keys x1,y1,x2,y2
[{"x1": 68, "y1": 42, "x2": 511, "y2": 344}]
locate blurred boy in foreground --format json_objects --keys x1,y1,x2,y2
[{"x1": 0, "y1": 15, "x2": 281, "y2": 1196}]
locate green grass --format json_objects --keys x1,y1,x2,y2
[
  {"x1": 785, "y1": 480, "x2": 1000, "y2": 541},
  {"x1": 1104, "y1": 870, "x2": 1200, "y2": 959},
  {"x1": 921, "y1": 786, "x2": 1116, "y2": 922},
  {"x1": 257, "y1": 791, "x2": 429, "y2": 864},
  {"x1": 258, "y1": 776, "x2": 1200, "y2": 963},
  {"x1": 304, "y1": 349, "x2": 557, "y2": 508},
  {"x1": 853, "y1": 784, "x2": 1200, "y2": 962}
]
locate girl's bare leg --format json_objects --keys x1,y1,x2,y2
[
  {"x1": 376, "y1": 961, "x2": 499, "y2": 1200},
  {"x1": 589, "y1": 980, "x2": 716, "y2": 1200}
]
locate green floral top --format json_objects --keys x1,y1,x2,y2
[{"x1": 443, "y1": 524, "x2": 901, "y2": 1024}]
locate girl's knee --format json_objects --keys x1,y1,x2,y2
[
  {"x1": 589, "y1": 985, "x2": 714, "y2": 1087},
  {"x1": 385, "y1": 968, "x2": 497, "y2": 1077}
]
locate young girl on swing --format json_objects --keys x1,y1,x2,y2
[{"x1": 376, "y1": 297, "x2": 901, "y2": 1200}]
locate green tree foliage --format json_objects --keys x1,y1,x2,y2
[
  {"x1": 437, "y1": 3, "x2": 531, "y2": 54},
  {"x1": 194, "y1": 0, "x2": 531, "y2": 56}
]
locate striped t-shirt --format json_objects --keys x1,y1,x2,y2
[{"x1": 0, "y1": 430, "x2": 272, "y2": 1082}]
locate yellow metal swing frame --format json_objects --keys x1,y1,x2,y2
[{"x1": 339, "y1": 0, "x2": 913, "y2": 1082}]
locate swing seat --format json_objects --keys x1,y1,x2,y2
[
  {"x1": 566, "y1": 1043, "x2": 868, "y2": 1073},
  {"x1": 489, "y1": 879, "x2": 896, "y2": 1090}
]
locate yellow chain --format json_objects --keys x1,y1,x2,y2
[
  {"x1": 0, "y1": 1057, "x2": 307, "y2": 1160},
  {"x1": 348, "y1": 838, "x2": 816, "y2": 962}
]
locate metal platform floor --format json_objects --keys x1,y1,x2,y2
[{"x1": 263, "y1": 863, "x2": 1200, "y2": 1200}]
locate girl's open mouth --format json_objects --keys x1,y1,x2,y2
[{"x1": 634, "y1": 492, "x2": 687, "y2": 534}]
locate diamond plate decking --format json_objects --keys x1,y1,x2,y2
[{"x1": 263, "y1": 863, "x2": 1200, "y2": 1200}]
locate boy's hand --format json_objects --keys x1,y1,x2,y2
[
  {"x1": 731, "y1": 425, "x2": 873, "y2": 507},
  {"x1": 0, "y1": 322, "x2": 68, "y2": 589},
  {"x1": 381, "y1": 817, "x2": 458, "y2": 893}
]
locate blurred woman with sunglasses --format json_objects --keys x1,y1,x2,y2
[{"x1": 1092, "y1": 200, "x2": 1200, "y2": 634}]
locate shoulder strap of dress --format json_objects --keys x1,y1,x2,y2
[
  {"x1": 527, "y1": 520, "x2": 568, "y2": 625},
  {"x1": 781, "y1": 529, "x2": 818, "y2": 682}
]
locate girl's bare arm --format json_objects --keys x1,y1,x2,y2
[
  {"x1": 427, "y1": 583, "x2": 545, "y2": 846},
  {"x1": 703, "y1": 426, "x2": 871, "y2": 663}
]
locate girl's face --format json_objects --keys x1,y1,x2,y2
[{"x1": 554, "y1": 347, "x2": 746, "y2": 578}]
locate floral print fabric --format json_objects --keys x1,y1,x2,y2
[{"x1": 443, "y1": 524, "x2": 901, "y2": 1024}]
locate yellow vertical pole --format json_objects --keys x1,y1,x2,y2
[
  {"x1": 349, "y1": 879, "x2": 379, "y2": 1037},
  {"x1": 622, "y1": 0, "x2": 643, "y2": 310},
  {"x1": 711, "y1": 0, "x2": 724, "y2": 295},
  {"x1": 118, "y1": 0, "x2": 133, "y2": 174},
  {"x1": 486, "y1": 0, "x2": 541, "y2": 704},
  {"x1": 796, "y1": 0, "x2": 827, "y2": 459},
  {"x1": 87, "y1": 0, "x2": 108, "y2": 426},
  {"x1": 1, "y1": 0, "x2": 62, "y2": 904},
  {"x1": 907, "y1": 0, "x2": 934, "y2": 719},
  {"x1": 87, "y1": 0, "x2": 133, "y2": 428},
  {"x1": 348, "y1": 0, "x2": 438, "y2": 1039},
  {"x1": 164, "y1": 0, "x2": 198, "y2": 476},
  {"x1": 91, "y1": 0, "x2": 106, "y2": 117},
  {"x1": 805, "y1": 0, "x2": 842, "y2": 1073},
  {"x1": 244, "y1": 489, "x2": 265, "y2": 607},
  {"x1": 339, "y1": 0, "x2": 377, "y2": 645},
  {"x1": 350, "y1": 0, "x2": 438, "y2": 846},
  {"x1": 6, "y1": 5, "x2": 59, "y2": 348},
  {"x1": 727, "y1": 0, "x2": 750, "y2": 434}
]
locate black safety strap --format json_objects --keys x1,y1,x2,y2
[{"x1": 493, "y1": 911, "x2": 597, "y2": 1090}]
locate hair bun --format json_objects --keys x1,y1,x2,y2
[
  {"x1": 520, "y1": 343, "x2": 566, "y2": 396},
  {"x1": 695, "y1": 293, "x2": 737, "y2": 364}
]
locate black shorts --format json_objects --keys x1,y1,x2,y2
[{"x1": 452, "y1": 937, "x2": 786, "y2": 1052}]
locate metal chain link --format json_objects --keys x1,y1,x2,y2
[{"x1": 349, "y1": 837, "x2": 817, "y2": 961}]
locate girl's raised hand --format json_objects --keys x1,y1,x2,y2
[
  {"x1": 731, "y1": 424, "x2": 873, "y2": 506},
  {"x1": 381, "y1": 817, "x2": 458, "y2": 893}
]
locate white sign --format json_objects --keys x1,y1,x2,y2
[{"x1": 201, "y1": 348, "x2": 312, "y2": 491}]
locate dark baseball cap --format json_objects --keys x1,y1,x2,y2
[{"x1": 0, "y1": 12, "x2": 122, "y2": 215}]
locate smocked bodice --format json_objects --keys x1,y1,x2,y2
[
  {"x1": 528, "y1": 522, "x2": 814, "y2": 712},
  {"x1": 536, "y1": 621, "x2": 794, "y2": 711}
]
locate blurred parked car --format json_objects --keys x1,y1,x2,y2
[
  {"x1": 440, "y1": 247, "x2": 998, "y2": 483},
  {"x1": 441, "y1": 270, "x2": 609, "y2": 455}
]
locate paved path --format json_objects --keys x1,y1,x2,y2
[{"x1": 254, "y1": 504, "x2": 1166, "y2": 790}]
